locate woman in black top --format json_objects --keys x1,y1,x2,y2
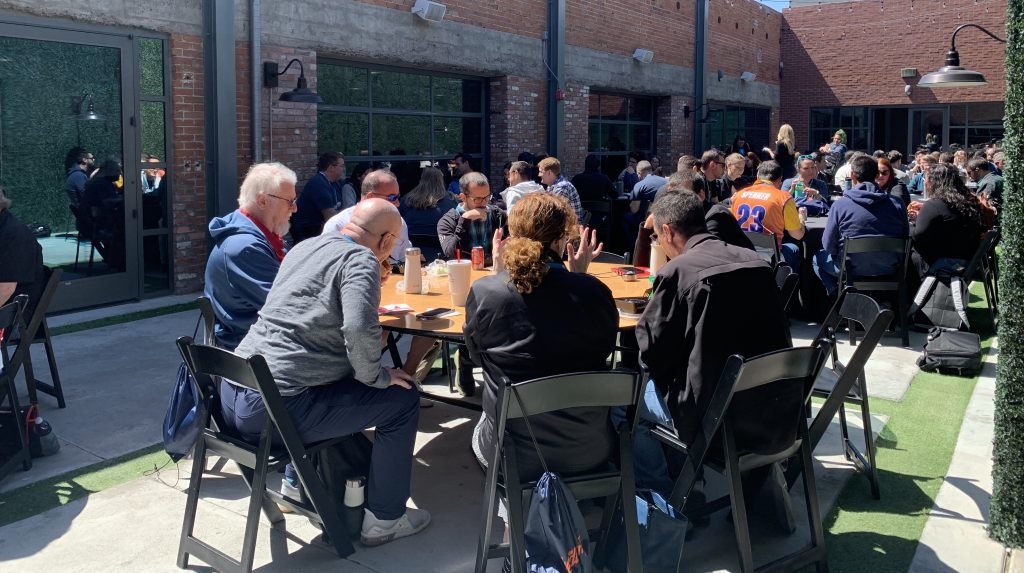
[
  {"x1": 464, "y1": 192, "x2": 616, "y2": 479},
  {"x1": 877, "y1": 157, "x2": 910, "y2": 208},
  {"x1": 764, "y1": 124, "x2": 797, "y2": 180},
  {"x1": 912, "y1": 163, "x2": 986, "y2": 276}
]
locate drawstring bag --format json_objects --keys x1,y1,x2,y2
[
  {"x1": 162, "y1": 314, "x2": 205, "y2": 462},
  {"x1": 511, "y1": 386, "x2": 593, "y2": 573}
]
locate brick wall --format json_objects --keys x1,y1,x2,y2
[
  {"x1": 706, "y1": 0, "x2": 782, "y2": 85},
  {"x1": 656, "y1": 95, "x2": 692, "y2": 166},
  {"x1": 236, "y1": 41, "x2": 253, "y2": 182},
  {"x1": 353, "y1": 0, "x2": 546, "y2": 38},
  {"x1": 561, "y1": 83, "x2": 589, "y2": 177},
  {"x1": 488, "y1": 75, "x2": 547, "y2": 186},
  {"x1": 780, "y1": 0, "x2": 1007, "y2": 148},
  {"x1": 262, "y1": 46, "x2": 320, "y2": 187},
  {"x1": 169, "y1": 33, "x2": 207, "y2": 293},
  {"x1": 565, "y1": 0, "x2": 696, "y2": 68}
]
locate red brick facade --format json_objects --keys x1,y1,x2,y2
[
  {"x1": 565, "y1": 1, "x2": 696, "y2": 67},
  {"x1": 708, "y1": 1, "x2": 782, "y2": 84},
  {"x1": 487, "y1": 75, "x2": 547, "y2": 185},
  {"x1": 169, "y1": 33, "x2": 208, "y2": 292},
  {"x1": 780, "y1": 0, "x2": 1007, "y2": 149}
]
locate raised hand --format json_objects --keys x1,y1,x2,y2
[
  {"x1": 566, "y1": 225, "x2": 603, "y2": 274},
  {"x1": 491, "y1": 227, "x2": 508, "y2": 274}
]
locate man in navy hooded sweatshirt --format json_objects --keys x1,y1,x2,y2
[
  {"x1": 813, "y1": 154, "x2": 908, "y2": 295},
  {"x1": 204, "y1": 162, "x2": 297, "y2": 350}
]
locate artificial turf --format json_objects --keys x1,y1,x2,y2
[{"x1": 820, "y1": 284, "x2": 996, "y2": 573}]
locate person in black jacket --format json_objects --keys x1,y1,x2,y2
[
  {"x1": 571, "y1": 153, "x2": 616, "y2": 202},
  {"x1": 912, "y1": 163, "x2": 987, "y2": 277},
  {"x1": 464, "y1": 192, "x2": 614, "y2": 481}
]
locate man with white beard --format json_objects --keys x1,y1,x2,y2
[{"x1": 204, "y1": 162, "x2": 298, "y2": 350}]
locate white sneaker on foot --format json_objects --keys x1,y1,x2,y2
[
  {"x1": 278, "y1": 477, "x2": 301, "y2": 513},
  {"x1": 360, "y1": 507, "x2": 431, "y2": 546}
]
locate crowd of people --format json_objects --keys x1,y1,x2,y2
[{"x1": 193, "y1": 126, "x2": 1002, "y2": 559}]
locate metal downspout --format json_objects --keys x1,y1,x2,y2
[
  {"x1": 251, "y1": 0, "x2": 262, "y2": 163},
  {"x1": 693, "y1": 0, "x2": 708, "y2": 153}
]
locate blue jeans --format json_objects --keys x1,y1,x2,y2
[
  {"x1": 781, "y1": 242, "x2": 802, "y2": 272},
  {"x1": 221, "y1": 380, "x2": 420, "y2": 520},
  {"x1": 812, "y1": 250, "x2": 841, "y2": 295},
  {"x1": 611, "y1": 379, "x2": 677, "y2": 496}
]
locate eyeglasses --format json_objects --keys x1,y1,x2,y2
[
  {"x1": 649, "y1": 231, "x2": 659, "y2": 244},
  {"x1": 370, "y1": 192, "x2": 401, "y2": 202},
  {"x1": 466, "y1": 194, "x2": 490, "y2": 203},
  {"x1": 266, "y1": 193, "x2": 298, "y2": 206}
]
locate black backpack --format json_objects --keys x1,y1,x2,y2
[{"x1": 916, "y1": 328, "x2": 983, "y2": 376}]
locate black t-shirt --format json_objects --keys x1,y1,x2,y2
[
  {"x1": 693, "y1": 174, "x2": 727, "y2": 205},
  {"x1": 571, "y1": 171, "x2": 616, "y2": 202},
  {"x1": 0, "y1": 210, "x2": 44, "y2": 320}
]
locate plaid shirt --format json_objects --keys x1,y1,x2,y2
[{"x1": 547, "y1": 176, "x2": 584, "y2": 221}]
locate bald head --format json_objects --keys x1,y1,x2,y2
[{"x1": 341, "y1": 198, "x2": 402, "y2": 260}]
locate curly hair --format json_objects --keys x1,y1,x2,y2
[
  {"x1": 503, "y1": 193, "x2": 577, "y2": 294},
  {"x1": 926, "y1": 163, "x2": 983, "y2": 226}
]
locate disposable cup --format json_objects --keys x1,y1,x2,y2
[{"x1": 447, "y1": 260, "x2": 472, "y2": 306}]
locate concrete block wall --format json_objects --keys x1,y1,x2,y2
[{"x1": 780, "y1": 0, "x2": 1007, "y2": 150}]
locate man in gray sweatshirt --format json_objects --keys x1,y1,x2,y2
[{"x1": 230, "y1": 198, "x2": 430, "y2": 546}]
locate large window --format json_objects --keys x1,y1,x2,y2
[
  {"x1": 810, "y1": 107, "x2": 870, "y2": 152},
  {"x1": 949, "y1": 102, "x2": 1005, "y2": 148},
  {"x1": 316, "y1": 61, "x2": 486, "y2": 192},
  {"x1": 587, "y1": 92, "x2": 655, "y2": 182},
  {"x1": 703, "y1": 105, "x2": 771, "y2": 153}
]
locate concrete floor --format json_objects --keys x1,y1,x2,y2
[{"x1": 0, "y1": 305, "x2": 1002, "y2": 572}]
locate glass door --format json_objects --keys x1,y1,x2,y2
[
  {"x1": 0, "y1": 23, "x2": 138, "y2": 312},
  {"x1": 911, "y1": 108, "x2": 948, "y2": 154}
]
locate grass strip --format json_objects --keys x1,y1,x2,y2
[
  {"x1": 50, "y1": 301, "x2": 199, "y2": 336},
  {"x1": 821, "y1": 283, "x2": 995, "y2": 573},
  {"x1": 0, "y1": 443, "x2": 174, "y2": 528}
]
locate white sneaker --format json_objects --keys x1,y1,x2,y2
[
  {"x1": 360, "y1": 508, "x2": 431, "y2": 546},
  {"x1": 278, "y1": 478, "x2": 301, "y2": 513}
]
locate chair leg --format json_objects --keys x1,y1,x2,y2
[
  {"x1": 20, "y1": 347, "x2": 39, "y2": 405},
  {"x1": 617, "y1": 427, "x2": 642, "y2": 573},
  {"x1": 723, "y1": 430, "x2": 755, "y2": 573},
  {"x1": 898, "y1": 288, "x2": 910, "y2": 348},
  {"x1": 475, "y1": 452, "x2": 502, "y2": 573},
  {"x1": 838, "y1": 404, "x2": 852, "y2": 462},
  {"x1": 848, "y1": 318, "x2": 857, "y2": 346},
  {"x1": 769, "y1": 462, "x2": 796, "y2": 534},
  {"x1": 857, "y1": 384, "x2": 881, "y2": 500},
  {"x1": 506, "y1": 465, "x2": 528, "y2": 573},
  {"x1": 177, "y1": 437, "x2": 209, "y2": 569},
  {"x1": 798, "y1": 428, "x2": 829, "y2": 573},
  {"x1": 41, "y1": 325, "x2": 66, "y2": 408}
]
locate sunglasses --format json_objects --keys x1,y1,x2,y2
[
  {"x1": 370, "y1": 192, "x2": 401, "y2": 202},
  {"x1": 266, "y1": 193, "x2": 298, "y2": 206}
]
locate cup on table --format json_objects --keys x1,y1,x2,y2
[{"x1": 447, "y1": 260, "x2": 472, "y2": 306}]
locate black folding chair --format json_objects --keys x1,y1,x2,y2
[
  {"x1": 4, "y1": 268, "x2": 66, "y2": 408},
  {"x1": 582, "y1": 198, "x2": 613, "y2": 243},
  {"x1": 654, "y1": 342, "x2": 832, "y2": 573},
  {"x1": 959, "y1": 228, "x2": 1000, "y2": 327},
  {"x1": 0, "y1": 295, "x2": 32, "y2": 482},
  {"x1": 775, "y1": 263, "x2": 800, "y2": 311},
  {"x1": 745, "y1": 231, "x2": 781, "y2": 269},
  {"x1": 475, "y1": 370, "x2": 644, "y2": 573},
  {"x1": 196, "y1": 296, "x2": 216, "y2": 346},
  {"x1": 175, "y1": 337, "x2": 355, "y2": 573},
  {"x1": 838, "y1": 236, "x2": 910, "y2": 347},
  {"x1": 789, "y1": 288, "x2": 893, "y2": 500}
]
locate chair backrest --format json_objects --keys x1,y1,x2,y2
[
  {"x1": 814, "y1": 287, "x2": 892, "y2": 343},
  {"x1": 592, "y1": 251, "x2": 630, "y2": 265},
  {"x1": 8, "y1": 267, "x2": 61, "y2": 367},
  {"x1": 775, "y1": 263, "x2": 799, "y2": 309},
  {"x1": 668, "y1": 342, "x2": 831, "y2": 509},
  {"x1": 196, "y1": 296, "x2": 216, "y2": 346},
  {"x1": 745, "y1": 230, "x2": 780, "y2": 265},
  {"x1": 838, "y1": 236, "x2": 909, "y2": 290},
  {"x1": 581, "y1": 199, "x2": 612, "y2": 216},
  {"x1": 498, "y1": 370, "x2": 640, "y2": 421},
  {"x1": 841, "y1": 235, "x2": 908, "y2": 256},
  {"x1": 0, "y1": 295, "x2": 28, "y2": 372},
  {"x1": 176, "y1": 337, "x2": 306, "y2": 457},
  {"x1": 961, "y1": 228, "x2": 999, "y2": 281}
]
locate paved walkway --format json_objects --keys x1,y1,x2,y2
[{"x1": 0, "y1": 298, "x2": 1009, "y2": 571}]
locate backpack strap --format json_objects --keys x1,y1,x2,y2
[{"x1": 509, "y1": 383, "x2": 551, "y2": 476}]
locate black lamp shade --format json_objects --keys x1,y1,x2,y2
[
  {"x1": 78, "y1": 100, "x2": 103, "y2": 121},
  {"x1": 277, "y1": 70, "x2": 323, "y2": 104},
  {"x1": 918, "y1": 65, "x2": 989, "y2": 88}
]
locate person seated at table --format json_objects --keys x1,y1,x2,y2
[
  {"x1": 782, "y1": 154, "x2": 831, "y2": 204},
  {"x1": 571, "y1": 154, "x2": 616, "y2": 202},
  {"x1": 812, "y1": 155, "x2": 908, "y2": 296},
  {"x1": 907, "y1": 154, "x2": 937, "y2": 195},
  {"x1": 622, "y1": 160, "x2": 667, "y2": 244},
  {"x1": 539, "y1": 156, "x2": 585, "y2": 222},
  {"x1": 83, "y1": 157, "x2": 126, "y2": 271},
  {"x1": 0, "y1": 187, "x2": 44, "y2": 320},
  {"x1": 464, "y1": 192, "x2": 614, "y2": 484},
  {"x1": 636, "y1": 192, "x2": 792, "y2": 496},
  {"x1": 912, "y1": 163, "x2": 987, "y2": 277},
  {"x1": 290, "y1": 152, "x2": 346, "y2": 244},
  {"x1": 323, "y1": 170, "x2": 441, "y2": 382},
  {"x1": 730, "y1": 161, "x2": 806, "y2": 270},
  {"x1": 437, "y1": 172, "x2": 507, "y2": 263},
  {"x1": 205, "y1": 162, "x2": 297, "y2": 351},
  {"x1": 399, "y1": 166, "x2": 457, "y2": 261},
  {"x1": 967, "y1": 157, "x2": 1004, "y2": 213},
  {"x1": 694, "y1": 149, "x2": 728, "y2": 206},
  {"x1": 232, "y1": 198, "x2": 429, "y2": 546},
  {"x1": 876, "y1": 157, "x2": 911, "y2": 209},
  {"x1": 652, "y1": 170, "x2": 753, "y2": 251},
  {"x1": 724, "y1": 152, "x2": 755, "y2": 196},
  {"x1": 500, "y1": 160, "x2": 545, "y2": 211}
]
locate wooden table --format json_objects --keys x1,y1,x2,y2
[{"x1": 378, "y1": 261, "x2": 651, "y2": 340}]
